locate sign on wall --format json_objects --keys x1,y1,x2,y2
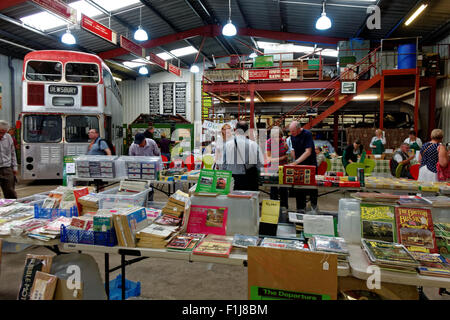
[
  {"x1": 149, "y1": 83, "x2": 160, "y2": 114},
  {"x1": 162, "y1": 82, "x2": 174, "y2": 115},
  {"x1": 175, "y1": 82, "x2": 187, "y2": 116}
]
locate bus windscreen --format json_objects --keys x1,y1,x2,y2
[
  {"x1": 66, "y1": 63, "x2": 99, "y2": 83},
  {"x1": 65, "y1": 115, "x2": 99, "y2": 142},
  {"x1": 23, "y1": 115, "x2": 62, "y2": 143},
  {"x1": 26, "y1": 61, "x2": 62, "y2": 82}
]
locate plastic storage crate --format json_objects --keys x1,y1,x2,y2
[
  {"x1": 34, "y1": 205, "x2": 78, "y2": 220},
  {"x1": 60, "y1": 225, "x2": 117, "y2": 246},
  {"x1": 120, "y1": 156, "x2": 163, "y2": 180},
  {"x1": 74, "y1": 155, "x2": 121, "y2": 179},
  {"x1": 108, "y1": 274, "x2": 141, "y2": 300},
  {"x1": 97, "y1": 186, "x2": 151, "y2": 209}
]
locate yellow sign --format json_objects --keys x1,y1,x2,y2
[{"x1": 260, "y1": 199, "x2": 280, "y2": 224}]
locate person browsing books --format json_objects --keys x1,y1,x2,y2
[
  {"x1": 391, "y1": 143, "x2": 415, "y2": 179},
  {"x1": 343, "y1": 139, "x2": 364, "y2": 169},
  {"x1": 288, "y1": 121, "x2": 318, "y2": 213},
  {"x1": 87, "y1": 128, "x2": 112, "y2": 155},
  {"x1": 418, "y1": 129, "x2": 445, "y2": 182},
  {"x1": 222, "y1": 121, "x2": 264, "y2": 191},
  {"x1": 0, "y1": 120, "x2": 18, "y2": 199},
  {"x1": 129, "y1": 133, "x2": 161, "y2": 157}
]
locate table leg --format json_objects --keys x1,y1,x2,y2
[
  {"x1": 121, "y1": 254, "x2": 126, "y2": 300},
  {"x1": 105, "y1": 253, "x2": 110, "y2": 300}
]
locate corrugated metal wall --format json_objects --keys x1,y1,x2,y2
[
  {"x1": 0, "y1": 54, "x2": 23, "y2": 126},
  {"x1": 119, "y1": 70, "x2": 197, "y2": 124},
  {"x1": 434, "y1": 35, "x2": 450, "y2": 142}
]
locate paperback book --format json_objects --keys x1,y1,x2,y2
[
  {"x1": 232, "y1": 234, "x2": 260, "y2": 248},
  {"x1": 395, "y1": 207, "x2": 437, "y2": 254},
  {"x1": 192, "y1": 234, "x2": 234, "y2": 258},
  {"x1": 360, "y1": 203, "x2": 396, "y2": 243},
  {"x1": 166, "y1": 233, "x2": 205, "y2": 252},
  {"x1": 259, "y1": 237, "x2": 305, "y2": 251},
  {"x1": 195, "y1": 169, "x2": 232, "y2": 195},
  {"x1": 361, "y1": 239, "x2": 419, "y2": 270}
]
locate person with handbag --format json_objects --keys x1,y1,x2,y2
[
  {"x1": 222, "y1": 121, "x2": 264, "y2": 191},
  {"x1": 418, "y1": 129, "x2": 445, "y2": 182},
  {"x1": 437, "y1": 141, "x2": 450, "y2": 182}
]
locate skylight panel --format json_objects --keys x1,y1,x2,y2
[
  {"x1": 91, "y1": 0, "x2": 141, "y2": 12},
  {"x1": 20, "y1": 11, "x2": 67, "y2": 31},
  {"x1": 171, "y1": 46, "x2": 198, "y2": 57}
]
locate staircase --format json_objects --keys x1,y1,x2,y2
[{"x1": 270, "y1": 46, "x2": 382, "y2": 129}]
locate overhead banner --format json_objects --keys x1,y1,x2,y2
[
  {"x1": 148, "y1": 52, "x2": 167, "y2": 70},
  {"x1": 120, "y1": 35, "x2": 145, "y2": 58},
  {"x1": 245, "y1": 68, "x2": 297, "y2": 81},
  {"x1": 168, "y1": 63, "x2": 182, "y2": 77},
  {"x1": 31, "y1": 0, "x2": 77, "y2": 24},
  {"x1": 81, "y1": 14, "x2": 117, "y2": 45}
]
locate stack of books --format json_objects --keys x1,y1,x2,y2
[
  {"x1": 136, "y1": 224, "x2": 179, "y2": 249},
  {"x1": 259, "y1": 237, "x2": 306, "y2": 251},
  {"x1": 361, "y1": 239, "x2": 420, "y2": 273},
  {"x1": 308, "y1": 235, "x2": 349, "y2": 262},
  {"x1": 410, "y1": 252, "x2": 450, "y2": 278},
  {"x1": 162, "y1": 190, "x2": 189, "y2": 218},
  {"x1": 112, "y1": 207, "x2": 148, "y2": 247},
  {"x1": 288, "y1": 212, "x2": 304, "y2": 232},
  {"x1": 166, "y1": 233, "x2": 205, "y2": 252}
]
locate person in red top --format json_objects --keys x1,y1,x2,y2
[{"x1": 266, "y1": 126, "x2": 289, "y2": 209}]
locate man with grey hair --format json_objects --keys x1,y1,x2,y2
[
  {"x1": 0, "y1": 120, "x2": 18, "y2": 198},
  {"x1": 288, "y1": 120, "x2": 318, "y2": 213},
  {"x1": 391, "y1": 143, "x2": 414, "y2": 179}
]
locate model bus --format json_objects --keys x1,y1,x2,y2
[{"x1": 19, "y1": 50, "x2": 123, "y2": 180}]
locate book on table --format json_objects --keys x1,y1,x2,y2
[
  {"x1": 259, "y1": 237, "x2": 305, "y2": 251},
  {"x1": 309, "y1": 235, "x2": 349, "y2": 257},
  {"x1": 192, "y1": 234, "x2": 234, "y2": 258},
  {"x1": 395, "y1": 207, "x2": 438, "y2": 254},
  {"x1": 166, "y1": 233, "x2": 205, "y2": 251},
  {"x1": 194, "y1": 169, "x2": 232, "y2": 195},
  {"x1": 360, "y1": 203, "x2": 397, "y2": 243},
  {"x1": 232, "y1": 234, "x2": 260, "y2": 248}
]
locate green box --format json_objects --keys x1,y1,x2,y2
[
  {"x1": 254, "y1": 55, "x2": 274, "y2": 68},
  {"x1": 308, "y1": 59, "x2": 320, "y2": 70},
  {"x1": 339, "y1": 56, "x2": 357, "y2": 67}
]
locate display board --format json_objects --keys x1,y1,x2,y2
[
  {"x1": 163, "y1": 82, "x2": 174, "y2": 115},
  {"x1": 248, "y1": 247, "x2": 338, "y2": 300},
  {"x1": 149, "y1": 83, "x2": 160, "y2": 114},
  {"x1": 175, "y1": 82, "x2": 187, "y2": 116}
]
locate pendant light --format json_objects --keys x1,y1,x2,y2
[
  {"x1": 222, "y1": 0, "x2": 237, "y2": 36},
  {"x1": 315, "y1": 1, "x2": 332, "y2": 30},
  {"x1": 134, "y1": 7, "x2": 148, "y2": 41},
  {"x1": 61, "y1": 26, "x2": 76, "y2": 45},
  {"x1": 190, "y1": 65, "x2": 199, "y2": 73},
  {"x1": 249, "y1": 52, "x2": 258, "y2": 59},
  {"x1": 139, "y1": 66, "x2": 149, "y2": 75}
]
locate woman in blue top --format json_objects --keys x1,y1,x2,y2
[{"x1": 418, "y1": 129, "x2": 444, "y2": 182}]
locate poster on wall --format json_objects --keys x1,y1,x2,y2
[
  {"x1": 149, "y1": 83, "x2": 160, "y2": 114},
  {"x1": 162, "y1": 82, "x2": 174, "y2": 115},
  {"x1": 175, "y1": 82, "x2": 187, "y2": 116}
]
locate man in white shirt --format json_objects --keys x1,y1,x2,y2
[
  {"x1": 0, "y1": 120, "x2": 18, "y2": 199},
  {"x1": 222, "y1": 121, "x2": 264, "y2": 191},
  {"x1": 391, "y1": 143, "x2": 414, "y2": 179}
]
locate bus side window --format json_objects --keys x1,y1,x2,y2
[{"x1": 103, "y1": 68, "x2": 112, "y2": 88}]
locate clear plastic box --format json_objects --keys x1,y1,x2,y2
[
  {"x1": 96, "y1": 186, "x2": 152, "y2": 209},
  {"x1": 16, "y1": 194, "x2": 48, "y2": 206},
  {"x1": 338, "y1": 198, "x2": 361, "y2": 244},
  {"x1": 119, "y1": 156, "x2": 163, "y2": 180},
  {"x1": 74, "y1": 155, "x2": 122, "y2": 179}
]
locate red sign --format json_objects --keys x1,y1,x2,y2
[
  {"x1": 81, "y1": 15, "x2": 117, "y2": 45},
  {"x1": 247, "y1": 69, "x2": 293, "y2": 80},
  {"x1": 148, "y1": 52, "x2": 167, "y2": 70},
  {"x1": 31, "y1": 0, "x2": 77, "y2": 24},
  {"x1": 120, "y1": 36, "x2": 145, "y2": 58},
  {"x1": 168, "y1": 63, "x2": 182, "y2": 77}
]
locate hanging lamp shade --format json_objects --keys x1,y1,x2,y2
[
  {"x1": 222, "y1": 19, "x2": 237, "y2": 36},
  {"x1": 138, "y1": 66, "x2": 149, "y2": 75},
  {"x1": 190, "y1": 65, "x2": 200, "y2": 73},
  {"x1": 61, "y1": 29, "x2": 76, "y2": 45},
  {"x1": 134, "y1": 26, "x2": 148, "y2": 41}
]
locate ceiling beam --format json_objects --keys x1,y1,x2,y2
[
  {"x1": 98, "y1": 25, "x2": 344, "y2": 59},
  {"x1": 0, "y1": 29, "x2": 46, "y2": 50},
  {"x1": 235, "y1": 0, "x2": 259, "y2": 50},
  {"x1": 139, "y1": 0, "x2": 212, "y2": 65}
]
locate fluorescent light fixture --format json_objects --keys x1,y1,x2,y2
[
  {"x1": 321, "y1": 49, "x2": 338, "y2": 57},
  {"x1": 20, "y1": 11, "x2": 67, "y2": 31},
  {"x1": 171, "y1": 46, "x2": 198, "y2": 57},
  {"x1": 190, "y1": 65, "x2": 200, "y2": 73},
  {"x1": 91, "y1": 0, "x2": 141, "y2": 12},
  {"x1": 156, "y1": 52, "x2": 172, "y2": 60},
  {"x1": 134, "y1": 26, "x2": 148, "y2": 41},
  {"x1": 61, "y1": 28, "x2": 76, "y2": 45},
  {"x1": 281, "y1": 97, "x2": 307, "y2": 102},
  {"x1": 245, "y1": 98, "x2": 259, "y2": 102},
  {"x1": 316, "y1": 2, "x2": 332, "y2": 30},
  {"x1": 353, "y1": 95, "x2": 378, "y2": 100},
  {"x1": 113, "y1": 77, "x2": 122, "y2": 82},
  {"x1": 249, "y1": 52, "x2": 258, "y2": 58},
  {"x1": 405, "y1": 4, "x2": 428, "y2": 26},
  {"x1": 138, "y1": 66, "x2": 149, "y2": 75}
]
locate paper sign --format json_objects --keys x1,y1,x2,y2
[
  {"x1": 65, "y1": 163, "x2": 76, "y2": 174},
  {"x1": 260, "y1": 200, "x2": 280, "y2": 224},
  {"x1": 81, "y1": 14, "x2": 117, "y2": 45}
]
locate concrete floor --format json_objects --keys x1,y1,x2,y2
[{"x1": 0, "y1": 179, "x2": 448, "y2": 300}]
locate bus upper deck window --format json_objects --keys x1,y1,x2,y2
[
  {"x1": 26, "y1": 61, "x2": 62, "y2": 82},
  {"x1": 66, "y1": 63, "x2": 99, "y2": 83}
]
